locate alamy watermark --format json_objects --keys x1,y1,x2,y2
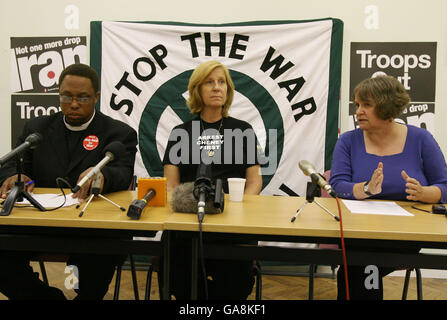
[
  {"x1": 364, "y1": 265, "x2": 379, "y2": 290},
  {"x1": 64, "y1": 265, "x2": 79, "y2": 290},
  {"x1": 167, "y1": 121, "x2": 278, "y2": 175}
]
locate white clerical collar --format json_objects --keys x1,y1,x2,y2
[{"x1": 63, "y1": 110, "x2": 96, "y2": 131}]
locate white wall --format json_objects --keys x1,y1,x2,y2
[{"x1": 1, "y1": 0, "x2": 446, "y2": 156}]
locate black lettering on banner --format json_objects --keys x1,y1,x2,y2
[
  {"x1": 204, "y1": 32, "x2": 226, "y2": 57},
  {"x1": 134, "y1": 45, "x2": 168, "y2": 81},
  {"x1": 229, "y1": 34, "x2": 249, "y2": 60},
  {"x1": 111, "y1": 71, "x2": 143, "y2": 115},
  {"x1": 134, "y1": 57, "x2": 157, "y2": 81},
  {"x1": 181, "y1": 33, "x2": 202, "y2": 58},
  {"x1": 278, "y1": 77, "x2": 305, "y2": 102},
  {"x1": 181, "y1": 33, "x2": 249, "y2": 59},
  {"x1": 110, "y1": 44, "x2": 168, "y2": 116},
  {"x1": 278, "y1": 183, "x2": 299, "y2": 197},
  {"x1": 149, "y1": 44, "x2": 168, "y2": 69},
  {"x1": 115, "y1": 72, "x2": 142, "y2": 95},
  {"x1": 110, "y1": 94, "x2": 133, "y2": 116},
  {"x1": 259, "y1": 46, "x2": 317, "y2": 122},
  {"x1": 260, "y1": 46, "x2": 294, "y2": 80},
  {"x1": 292, "y1": 97, "x2": 317, "y2": 122}
]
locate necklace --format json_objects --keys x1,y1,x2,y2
[{"x1": 200, "y1": 117, "x2": 224, "y2": 157}]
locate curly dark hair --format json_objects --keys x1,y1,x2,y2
[{"x1": 353, "y1": 75, "x2": 410, "y2": 120}]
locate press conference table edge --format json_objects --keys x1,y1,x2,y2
[
  {"x1": 0, "y1": 188, "x2": 167, "y2": 231},
  {"x1": 1, "y1": 190, "x2": 447, "y2": 244},
  {"x1": 164, "y1": 194, "x2": 447, "y2": 244},
  {"x1": 2, "y1": 189, "x2": 447, "y2": 301}
]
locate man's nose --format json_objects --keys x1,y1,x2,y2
[{"x1": 70, "y1": 99, "x2": 81, "y2": 107}]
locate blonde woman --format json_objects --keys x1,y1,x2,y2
[{"x1": 162, "y1": 60, "x2": 262, "y2": 299}]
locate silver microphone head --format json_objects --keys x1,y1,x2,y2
[
  {"x1": 105, "y1": 151, "x2": 115, "y2": 161},
  {"x1": 298, "y1": 160, "x2": 315, "y2": 176},
  {"x1": 103, "y1": 141, "x2": 126, "y2": 161}
]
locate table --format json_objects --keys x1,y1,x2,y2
[
  {"x1": 0, "y1": 188, "x2": 171, "y2": 299},
  {"x1": 164, "y1": 194, "x2": 447, "y2": 299},
  {"x1": 2, "y1": 190, "x2": 447, "y2": 300}
]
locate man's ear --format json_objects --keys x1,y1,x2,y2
[{"x1": 94, "y1": 91, "x2": 100, "y2": 104}]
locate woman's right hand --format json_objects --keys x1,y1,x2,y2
[
  {"x1": 353, "y1": 162, "x2": 384, "y2": 199},
  {"x1": 367, "y1": 161, "x2": 384, "y2": 195}
]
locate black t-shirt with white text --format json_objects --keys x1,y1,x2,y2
[{"x1": 163, "y1": 116, "x2": 261, "y2": 193}]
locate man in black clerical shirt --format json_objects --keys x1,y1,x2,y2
[{"x1": 0, "y1": 63, "x2": 137, "y2": 299}]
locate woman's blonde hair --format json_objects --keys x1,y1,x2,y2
[{"x1": 186, "y1": 60, "x2": 234, "y2": 117}]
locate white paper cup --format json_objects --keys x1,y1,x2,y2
[{"x1": 228, "y1": 178, "x2": 246, "y2": 202}]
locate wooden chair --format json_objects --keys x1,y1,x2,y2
[
  {"x1": 37, "y1": 177, "x2": 142, "y2": 299},
  {"x1": 402, "y1": 268, "x2": 423, "y2": 300},
  {"x1": 141, "y1": 256, "x2": 262, "y2": 300},
  {"x1": 319, "y1": 170, "x2": 423, "y2": 300},
  {"x1": 37, "y1": 254, "x2": 139, "y2": 300},
  {"x1": 253, "y1": 260, "x2": 262, "y2": 300},
  {"x1": 112, "y1": 255, "x2": 140, "y2": 300},
  {"x1": 36, "y1": 254, "x2": 70, "y2": 287}
]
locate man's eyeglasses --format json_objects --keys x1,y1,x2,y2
[{"x1": 59, "y1": 95, "x2": 92, "y2": 104}]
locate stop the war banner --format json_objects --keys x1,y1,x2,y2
[
  {"x1": 90, "y1": 19, "x2": 343, "y2": 196},
  {"x1": 349, "y1": 42, "x2": 437, "y2": 133}
]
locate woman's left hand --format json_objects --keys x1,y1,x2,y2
[
  {"x1": 401, "y1": 170, "x2": 425, "y2": 201},
  {"x1": 401, "y1": 170, "x2": 442, "y2": 203}
]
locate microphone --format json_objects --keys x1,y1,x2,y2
[
  {"x1": 193, "y1": 163, "x2": 213, "y2": 223},
  {"x1": 194, "y1": 163, "x2": 212, "y2": 193},
  {"x1": 0, "y1": 133, "x2": 42, "y2": 167},
  {"x1": 171, "y1": 182, "x2": 223, "y2": 215},
  {"x1": 298, "y1": 160, "x2": 337, "y2": 198},
  {"x1": 72, "y1": 141, "x2": 126, "y2": 193},
  {"x1": 127, "y1": 177, "x2": 167, "y2": 220}
]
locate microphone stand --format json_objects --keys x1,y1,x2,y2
[
  {"x1": 0, "y1": 156, "x2": 45, "y2": 216},
  {"x1": 197, "y1": 189, "x2": 206, "y2": 223},
  {"x1": 194, "y1": 180, "x2": 213, "y2": 223},
  {"x1": 77, "y1": 173, "x2": 126, "y2": 217},
  {"x1": 291, "y1": 182, "x2": 339, "y2": 222}
]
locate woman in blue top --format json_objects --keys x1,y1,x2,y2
[{"x1": 330, "y1": 75, "x2": 447, "y2": 299}]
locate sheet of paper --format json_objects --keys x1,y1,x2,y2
[
  {"x1": 342, "y1": 199, "x2": 414, "y2": 216},
  {"x1": 18, "y1": 193, "x2": 80, "y2": 208}
]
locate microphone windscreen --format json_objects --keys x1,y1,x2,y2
[
  {"x1": 104, "y1": 141, "x2": 126, "y2": 160},
  {"x1": 171, "y1": 182, "x2": 221, "y2": 214},
  {"x1": 137, "y1": 177, "x2": 167, "y2": 206},
  {"x1": 25, "y1": 132, "x2": 43, "y2": 149}
]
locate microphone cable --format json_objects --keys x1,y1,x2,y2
[
  {"x1": 198, "y1": 217, "x2": 209, "y2": 300},
  {"x1": 35, "y1": 177, "x2": 72, "y2": 212},
  {"x1": 335, "y1": 196, "x2": 350, "y2": 300},
  {"x1": 43, "y1": 177, "x2": 72, "y2": 212},
  {"x1": 0, "y1": 177, "x2": 71, "y2": 211}
]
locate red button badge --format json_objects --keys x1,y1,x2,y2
[{"x1": 83, "y1": 135, "x2": 99, "y2": 151}]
